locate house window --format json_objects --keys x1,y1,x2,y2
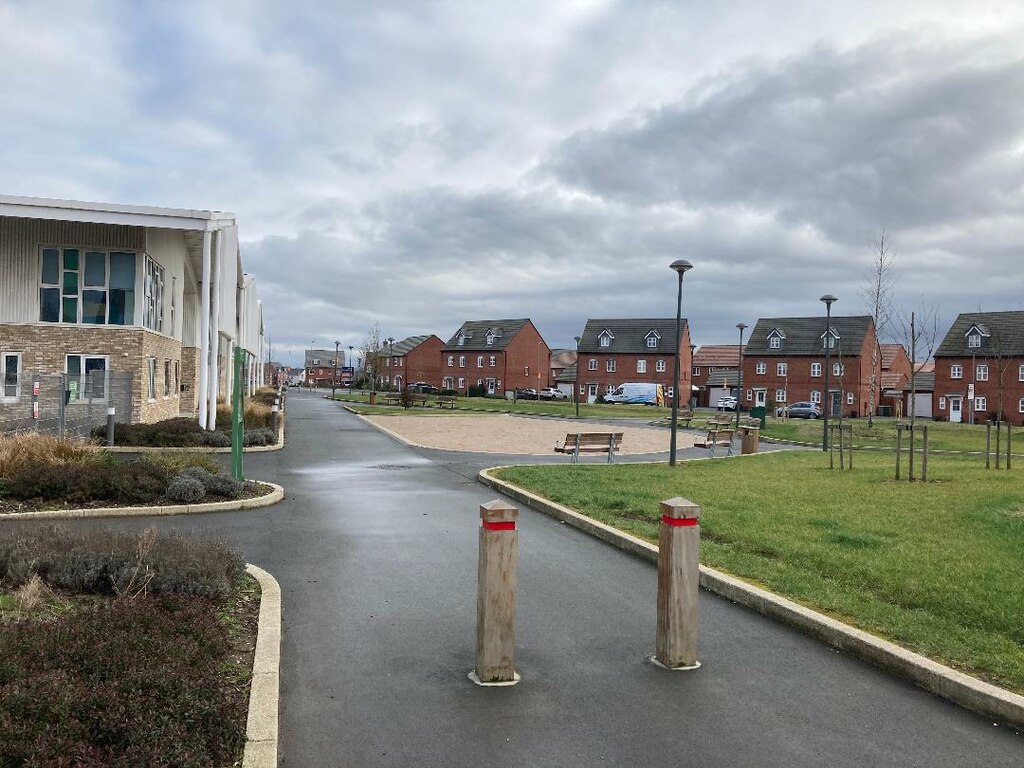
[
  {"x1": 447, "y1": 355, "x2": 454, "y2": 366},
  {"x1": 457, "y1": 333, "x2": 465, "y2": 346},
  {"x1": 745, "y1": 389, "x2": 752, "y2": 401},
  {"x1": 606, "y1": 383, "x2": 616, "y2": 394},
  {"x1": 606, "y1": 360, "x2": 616, "y2": 373},
  {"x1": 459, "y1": 356, "x2": 466, "y2": 368},
  {"x1": 975, "y1": 396, "x2": 987, "y2": 411},
  {"x1": 810, "y1": 390, "x2": 821, "y2": 404},
  {"x1": 656, "y1": 359, "x2": 666, "y2": 373},
  {"x1": 646, "y1": 336, "x2": 658, "y2": 349},
  {"x1": 777, "y1": 362, "x2": 787, "y2": 376},
  {"x1": 637, "y1": 360, "x2": 647, "y2": 373},
  {"x1": 968, "y1": 333, "x2": 982, "y2": 348},
  {"x1": 2, "y1": 353, "x2": 21, "y2": 400},
  {"x1": 822, "y1": 335, "x2": 838, "y2": 349},
  {"x1": 164, "y1": 360, "x2": 171, "y2": 397},
  {"x1": 443, "y1": 377, "x2": 453, "y2": 390},
  {"x1": 833, "y1": 363, "x2": 843, "y2": 376},
  {"x1": 477, "y1": 379, "x2": 483, "y2": 386},
  {"x1": 1019, "y1": 364, "x2": 1024, "y2": 382},
  {"x1": 847, "y1": 392, "x2": 854, "y2": 404},
  {"x1": 976, "y1": 364, "x2": 988, "y2": 382},
  {"x1": 775, "y1": 388, "x2": 786, "y2": 402},
  {"x1": 588, "y1": 358, "x2": 597, "y2": 371},
  {"x1": 755, "y1": 362, "x2": 766, "y2": 375},
  {"x1": 600, "y1": 334, "x2": 611, "y2": 348},
  {"x1": 939, "y1": 397, "x2": 946, "y2": 410},
  {"x1": 692, "y1": 366, "x2": 700, "y2": 376},
  {"x1": 1018, "y1": 397, "x2": 1024, "y2": 413},
  {"x1": 170, "y1": 277, "x2": 176, "y2": 334},
  {"x1": 40, "y1": 247, "x2": 136, "y2": 326},
  {"x1": 66, "y1": 354, "x2": 108, "y2": 401},
  {"x1": 769, "y1": 336, "x2": 781, "y2": 349},
  {"x1": 951, "y1": 364, "x2": 962, "y2": 379},
  {"x1": 486, "y1": 332, "x2": 495, "y2": 346},
  {"x1": 489, "y1": 355, "x2": 496, "y2": 367},
  {"x1": 143, "y1": 255, "x2": 165, "y2": 332},
  {"x1": 147, "y1": 358, "x2": 157, "y2": 400},
  {"x1": 811, "y1": 362, "x2": 822, "y2": 377},
  {"x1": 477, "y1": 355, "x2": 484, "y2": 368},
  {"x1": 174, "y1": 361, "x2": 180, "y2": 395}
]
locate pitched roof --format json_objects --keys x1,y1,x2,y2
[
  {"x1": 305, "y1": 348, "x2": 343, "y2": 367},
  {"x1": 706, "y1": 370, "x2": 739, "y2": 387},
  {"x1": 879, "y1": 344, "x2": 908, "y2": 369},
  {"x1": 555, "y1": 363, "x2": 577, "y2": 383},
  {"x1": 443, "y1": 319, "x2": 531, "y2": 351},
  {"x1": 694, "y1": 345, "x2": 742, "y2": 367},
  {"x1": 880, "y1": 371, "x2": 907, "y2": 389},
  {"x1": 744, "y1": 316, "x2": 873, "y2": 357},
  {"x1": 902, "y1": 372, "x2": 935, "y2": 392},
  {"x1": 550, "y1": 349, "x2": 577, "y2": 369},
  {"x1": 390, "y1": 335, "x2": 437, "y2": 356},
  {"x1": 935, "y1": 311, "x2": 1024, "y2": 357},
  {"x1": 577, "y1": 318, "x2": 688, "y2": 354}
]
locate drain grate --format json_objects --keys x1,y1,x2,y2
[{"x1": 375, "y1": 464, "x2": 413, "y2": 471}]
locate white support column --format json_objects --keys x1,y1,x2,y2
[
  {"x1": 197, "y1": 230, "x2": 212, "y2": 429},
  {"x1": 207, "y1": 230, "x2": 222, "y2": 430}
]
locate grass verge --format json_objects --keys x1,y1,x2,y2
[
  {"x1": 494, "y1": 451, "x2": 1024, "y2": 693},
  {"x1": 333, "y1": 392, "x2": 670, "y2": 419},
  {"x1": 0, "y1": 526, "x2": 257, "y2": 767}
]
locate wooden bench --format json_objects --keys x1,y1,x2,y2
[
  {"x1": 408, "y1": 393, "x2": 429, "y2": 407},
  {"x1": 436, "y1": 395, "x2": 457, "y2": 409},
  {"x1": 694, "y1": 427, "x2": 735, "y2": 457},
  {"x1": 554, "y1": 432, "x2": 624, "y2": 463},
  {"x1": 383, "y1": 394, "x2": 402, "y2": 406}
]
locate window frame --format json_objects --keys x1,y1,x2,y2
[
  {"x1": 477, "y1": 355, "x2": 484, "y2": 368},
  {"x1": 775, "y1": 388, "x2": 786, "y2": 402},
  {"x1": 143, "y1": 255, "x2": 165, "y2": 333},
  {"x1": 588, "y1": 358, "x2": 597, "y2": 371},
  {"x1": 1, "y1": 352, "x2": 22, "y2": 401},
  {"x1": 777, "y1": 362, "x2": 787, "y2": 376},
  {"x1": 39, "y1": 246, "x2": 137, "y2": 326},
  {"x1": 65, "y1": 354, "x2": 110, "y2": 402},
  {"x1": 968, "y1": 333, "x2": 982, "y2": 349},
  {"x1": 646, "y1": 335, "x2": 658, "y2": 349},
  {"x1": 606, "y1": 359, "x2": 616, "y2": 373},
  {"x1": 147, "y1": 357, "x2": 157, "y2": 401},
  {"x1": 811, "y1": 362, "x2": 822, "y2": 377},
  {"x1": 951, "y1": 364, "x2": 963, "y2": 380},
  {"x1": 599, "y1": 334, "x2": 611, "y2": 348},
  {"x1": 810, "y1": 390, "x2": 821, "y2": 404},
  {"x1": 755, "y1": 362, "x2": 766, "y2": 375},
  {"x1": 692, "y1": 366, "x2": 700, "y2": 376},
  {"x1": 637, "y1": 359, "x2": 647, "y2": 373},
  {"x1": 656, "y1": 359, "x2": 666, "y2": 373},
  {"x1": 769, "y1": 336, "x2": 781, "y2": 349},
  {"x1": 975, "y1": 396, "x2": 987, "y2": 411},
  {"x1": 976, "y1": 364, "x2": 988, "y2": 382}
]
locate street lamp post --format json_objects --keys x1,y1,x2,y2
[
  {"x1": 537, "y1": 342, "x2": 543, "y2": 397},
  {"x1": 387, "y1": 337, "x2": 395, "y2": 391},
  {"x1": 735, "y1": 323, "x2": 747, "y2": 430},
  {"x1": 669, "y1": 259, "x2": 694, "y2": 467},
  {"x1": 689, "y1": 344, "x2": 696, "y2": 411},
  {"x1": 332, "y1": 340, "x2": 340, "y2": 399},
  {"x1": 574, "y1": 335, "x2": 582, "y2": 418},
  {"x1": 309, "y1": 340, "x2": 315, "y2": 391},
  {"x1": 348, "y1": 345, "x2": 354, "y2": 390},
  {"x1": 821, "y1": 294, "x2": 838, "y2": 451}
]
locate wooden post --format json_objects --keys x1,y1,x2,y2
[
  {"x1": 895, "y1": 426, "x2": 902, "y2": 481},
  {"x1": 908, "y1": 423, "x2": 915, "y2": 482},
  {"x1": 653, "y1": 497, "x2": 701, "y2": 671},
  {"x1": 470, "y1": 500, "x2": 520, "y2": 686},
  {"x1": 996, "y1": 420, "x2": 1002, "y2": 470},
  {"x1": 921, "y1": 425, "x2": 928, "y2": 482},
  {"x1": 986, "y1": 421, "x2": 991, "y2": 469},
  {"x1": 838, "y1": 423, "x2": 846, "y2": 470},
  {"x1": 847, "y1": 425, "x2": 853, "y2": 470},
  {"x1": 1007, "y1": 423, "x2": 1012, "y2": 470},
  {"x1": 829, "y1": 424, "x2": 835, "y2": 470}
]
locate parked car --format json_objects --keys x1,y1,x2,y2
[
  {"x1": 538, "y1": 387, "x2": 569, "y2": 400},
  {"x1": 514, "y1": 388, "x2": 539, "y2": 400},
  {"x1": 406, "y1": 382, "x2": 440, "y2": 394},
  {"x1": 780, "y1": 401, "x2": 822, "y2": 419},
  {"x1": 716, "y1": 396, "x2": 738, "y2": 411}
]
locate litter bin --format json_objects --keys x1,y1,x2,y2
[
  {"x1": 749, "y1": 406, "x2": 767, "y2": 429},
  {"x1": 740, "y1": 426, "x2": 759, "y2": 455}
]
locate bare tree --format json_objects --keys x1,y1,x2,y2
[
  {"x1": 861, "y1": 229, "x2": 897, "y2": 427},
  {"x1": 361, "y1": 322, "x2": 383, "y2": 394},
  {"x1": 895, "y1": 303, "x2": 941, "y2": 481}
]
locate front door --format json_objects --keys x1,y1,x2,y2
[
  {"x1": 755, "y1": 389, "x2": 767, "y2": 407},
  {"x1": 950, "y1": 396, "x2": 962, "y2": 423},
  {"x1": 486, "y1": 378, "x2": 495, "y2": 394},
  {"x1": 830, "y1": 391, "x2": 841, "y2": 416},
  {"x1": 587, "y1": 383, "x2": 598, "y2": 403}
]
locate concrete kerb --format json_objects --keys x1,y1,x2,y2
[
  {"x1": 0, "y1": 482, "x2": 284, "y2": 521},
  {"x1": 243, "y1": 563, "x2": 281, "y2": 768},
  {"x1": 478, "y1": 466, "x2": 1024, "y2": 729}
]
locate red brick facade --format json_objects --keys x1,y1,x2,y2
[
  {"x1": 384, "y1": 335, "x2": 444, "y2": 390},
  {"x1": 578, "y1": 324, "x2": 692, "y2": 404},
  {"x1": 441, "y1": 320, "x2": 549, "y2": 395},
  {"x1": 933, "y1": 357, "x2": 1024, "y2": 425}
]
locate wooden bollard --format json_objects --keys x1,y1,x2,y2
[
  {"x1": 470, "y1": 500, "x2": 520, "y2": 686},
  {"x1": 653, "y1": 497, "x2": 701, "y2": 671}
]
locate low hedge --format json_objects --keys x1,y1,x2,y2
[{"x1": 97, "y1": 417, "x2": 277, "y2": 447}]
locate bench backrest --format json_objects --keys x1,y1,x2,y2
[{"x1": 563, "y1": 432, "x2": 624, "y2": 447}]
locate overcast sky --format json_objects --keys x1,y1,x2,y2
[{"x1": 3, "y1": 1, "x2": 1022, "y2": 365}]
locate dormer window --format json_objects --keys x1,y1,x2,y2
[
  {"x1": 767, "y1": 328, "x2": 786, "y2": 349},
  {"x1": 821, "y1": 329, "x2": 839, "y2": 349},
  {"x1": 598, "y1": 329, "x2": 614, "y2": 348},
  {"x1": 968, "y1": 333, "x2": 982, "y2": 349},
  {"x1": 486, "y1": 332, "x2": 495, "y2": 346},
  {"x1": 645, "y1": 330, "x2": 660, "y2": 349},
  {"x1": 457, "y1": 332, "x2": 466, "y2": 346}
]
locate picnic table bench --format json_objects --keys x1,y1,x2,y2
[
  {"x1": 554, "y1": 432, "x2": 624, "y2": 463},
  {"x1": 694, "y1": 427, "x2": 735, "y2": 457},
  {"x1": 436, "y1": 395, "x2": 457, "y2": 409}
]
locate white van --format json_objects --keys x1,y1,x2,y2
[{"x1": 604, "y1": 382, "x2": 665, "y2": 405}]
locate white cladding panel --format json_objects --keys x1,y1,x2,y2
[
  {"x1": 144, "y1": 228, "x2": 189, "y2": 341},
  {"x1": 182, "y1": 290, "x2": 199, "y2": 347},
  {"x1": 238, "y1": 276, "x2": 262, "y2": 354},
  {"x1": 0, "y1": 216, "x2": 144, "y2": 323},
  {"x1": 217, "y1": 226, "x2": 239, "y2": 339}
]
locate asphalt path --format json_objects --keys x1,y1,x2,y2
[{"x1": 10, "y1": 392, "x2": 1021, "y2": 767}]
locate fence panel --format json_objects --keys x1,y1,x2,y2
[{"x1": 0, "y1": 371, "x2": 133, "y2": 438}]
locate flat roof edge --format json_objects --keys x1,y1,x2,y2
[{"x1": 0, "y1": 194, "x2": 235, "y2": 229}]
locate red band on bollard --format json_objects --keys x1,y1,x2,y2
[
  {"x1": 662, "y1": 515, "x2": 698, "y2": 527},
  {"x1": 482, "y1": 520, "x2": 516, "y2": 531}
]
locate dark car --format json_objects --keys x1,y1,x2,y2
[
  {"x1": 408, "y1": 382, "x2": 440, "y2": 394},
  {"x1": 514, "y1": 388, "x2": 539, "y2": 400},
  {"x1": 781, "y1": 401, "x2": 822, "y2": 419}
]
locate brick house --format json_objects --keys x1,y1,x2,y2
[
  {"x1": 877, "y1": 343, "x2": 913, "y2": 416},
  {"x1": 576, "y1": 319, "x2": 692, "y2": 404},
  {"x1": 440, "y1": 319, "x2": 549, "y2": 396},
  {"x1": 933, "y1": 311, "x2": 1024, "y2": 424},
  {"x1": 692, "y1": 345, "x2": 742, "y2": 407},
  {"x1": 0, "y1": 194, "x2": 265, "y2": 430},
  {"x1": 741, "y1": 315, "x2": 878, "y2": 416},
  {"x1": 382, "y1": 335, "x2": 444, "y2": 390},
  {"x1": 305, "y1": 348, "x2": 345, "y2": 388}
]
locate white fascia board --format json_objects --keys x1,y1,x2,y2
[{"x1": 0, "y1": 194, "x2": 234, "y2": 232}]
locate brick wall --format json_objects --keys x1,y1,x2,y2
[
  {"x1": 0, "y1": 323, "x2": 185, "y2": 424},
  {"x1": 933, "y1": 356, "x2": 1024, "y2": 424},
  {"x1": 180, "y1": 346, "x2": 199, "y2": 415},
  {"x1": 441, "y1": 349, "x2": 505, "y2": 393},
  {"x1": 501, "y1": 322, "x2": 550, "y2": 393},
  {"x1": 579, "y1": 326, "x2": 692, "y2": 403}
]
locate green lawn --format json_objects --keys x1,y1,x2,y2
[
  {"x1": 494, "y1": 452, "x2": 1024, "y2": 693},
  {"x1": 331, "y1": 392, "x2": 667, "y2": 419},
  {"x1": 762, "y1": 416, "x2": 1021, "y2": 454}
]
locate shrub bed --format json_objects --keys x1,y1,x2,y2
[
  {"x1": 0, "y1": 527, "x2": 255, "y2": 767},
  {"x1": 97, "y1": 414, "x2": 277, "y2": 447}
]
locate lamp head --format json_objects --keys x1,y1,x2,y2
[
  {"x1": 820, "y1": 294, "x2": 838, "y2": 308},
  {"x1": 736, "y1": 322, "x2": 747, "y2": 332},
  {"x1": 670, "y1": 259, "x2": 693, "y2": 276}
]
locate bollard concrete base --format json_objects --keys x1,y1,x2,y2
[
  {"x1": 648, "y1": 655, "x2": 701, "y2": 672},
  {"x1": 468, "y1": 670, "x2": 521, "y2": 687}
]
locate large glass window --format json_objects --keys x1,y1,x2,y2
[
  {"x1": 40, "y1": 247, "x2": 136, "y2": 325},
  {"x1": 66, "y1": 355, "x2": 108, "y2": 401},
  {"x1": 144, "y1": 256, "x2": 165, "y2": 332}
]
